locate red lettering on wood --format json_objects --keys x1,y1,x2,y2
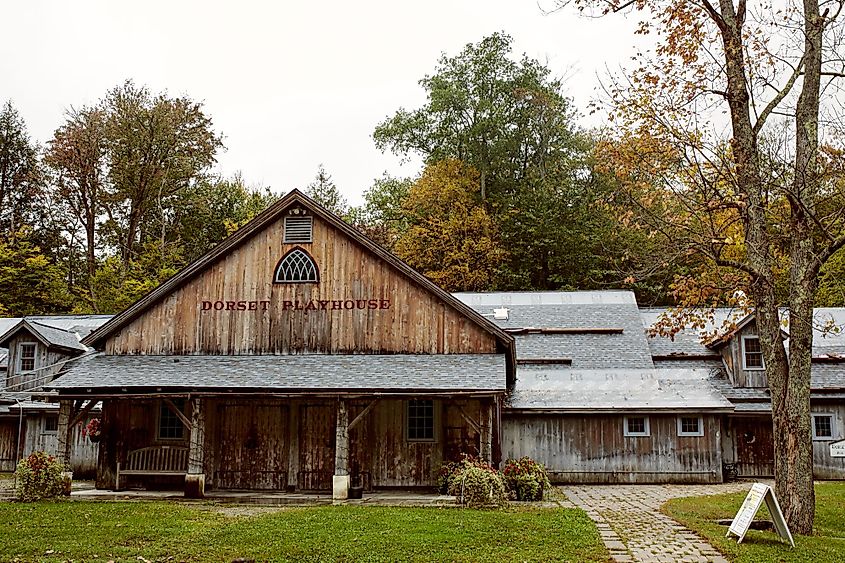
[
  {"x1": 344, "y1": 300, "x2": 355, "y2": 310},
  {"x1": 380, "y1": 299, "x2": 391, "y2": 309},
  {"x1": 201, "y1": 301, "x2": 212, "y2": 311},
  {"x1": 282, "y1": 300, "x2": 293, "y2": 311}
]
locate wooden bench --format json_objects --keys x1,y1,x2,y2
[{"x1": 116, "y1": 446, "x2": 189, "y2": 490}]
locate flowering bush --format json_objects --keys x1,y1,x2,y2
[
  {"x1": 14, "y1": 451, "x2": 70, "y2": 502},
  {"x1": 445, "y1": 456, "x2": 506, "y2": 508},
  {"x1": 501, "y1": 456, "x2": 551, "y2": 501},
  {"x1": 82, "y1": 418, "x2": 101, "y2": 441}
]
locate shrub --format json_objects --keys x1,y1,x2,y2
[
  {"x1": 446, "y1": 456, "x2": 506, "y2": 508},
  {"x1": 501, "y1": 456, "x2": 551, "y2": 501},
  {"x1": 14, "y1": 451, "x2": 70, "y2": 502}
]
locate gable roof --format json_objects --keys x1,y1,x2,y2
[
  {"x1": 0, "y1": 319, "x2": 87, "y2": 353},
  {"x1": 82, "y1": 189, "x2": 515, "y2": 375}
]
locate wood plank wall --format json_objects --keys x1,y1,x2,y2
[
  {"x1": 0, "y1": 420, "x2": 17, "y2": 472},
  {"x1": 811, "y1": 403, "x2": 845, "y2": 479},
  {"x1": 97, "y1": 397, "x2": 488, "y2": 491},
  {"x1": 502, "y1": 413, "x2": 723, "y2": 484},
  {"x1": 719, "y1": 324, "x2": 768, "y2": 388},
  {"x1": 5, "y1": 335, "x2": 72, "y2": 392},
  {"x1": 105, "y1": 210, "x2": 497, "y2": 356},
  {"x1": 22, "y1": 415, "x2": 99, "y2": 476}
]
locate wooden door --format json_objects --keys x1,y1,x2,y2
[
  {"x1": 733, "y1": 416, "x2": 774, "y2": 477},
  {"x1": 0, "y1": 420, "x2": 17, "y2": 472},
  {"x1": 298, "y1": 404, "x2": 335, "y2": 491},
  {"x1": 216, "y1": 404, "x2": 289, "y2": 490}
]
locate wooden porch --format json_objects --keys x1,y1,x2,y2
[{"x1": 56, "y1": 394, "x2": 501, "y2": 499}]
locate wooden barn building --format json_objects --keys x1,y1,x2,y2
[
  {"x1": 49, "y1": 189, "x2": 515, "y2": 498},
  {"x1": 18, "y1": 189, "x2": 843, "y2": 496}
]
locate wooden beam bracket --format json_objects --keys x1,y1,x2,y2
[
  {"x1": 163, "y1": 398, "x2": 192, "y2": 431},
  {"x1": 348, "y1": 399, "x2": 379, "y2": 431}
]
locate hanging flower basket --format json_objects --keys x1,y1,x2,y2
[{"x1": 83, "y1": 418, "x2": 102, "y2": 443}]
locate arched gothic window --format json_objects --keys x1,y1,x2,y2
[{"x1": 274, "y1": 247, "x2": 319, "y2": 283}]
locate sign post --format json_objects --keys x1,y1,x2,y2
[
  {"x1": 727, "y1": 483, "x2": 794, "y2": 547},
  {"x1": 830, "y1": 439, "x2": 845, "y2": 458}
]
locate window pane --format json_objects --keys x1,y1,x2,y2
[
  {"x1": 45, "y1": 416, "x2": 58, "y2": 432},
  {"x1": 681, "y1": 417, "x2": 700, "y2": 434},
  {"x1": 20, "y1": 343, "x2": 36, "y2": 371},
  {"x1": 159, "y1": 399, "x2": 186, "y2": 440},
  {"x1": 814, "y1": 416, "x2": 833, "y2": 438},
  {"x1": 407, "y1": 400, "x2": 434, "y2": 441},
  {"x1": 627, "y1": 417, "x2": 645, "y2": 434},
  {"x1": 744, "y1": 337, "x2": 764, "y2": 368}
]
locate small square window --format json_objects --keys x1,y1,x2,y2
[
  {"x1": 677, "y1": 416, "x2": 704, "y2": 437},
  {"x1": 158, "y1": 399, "x2": 186, "y2": 440},
  {"x1": 742, "y1": 336, "x2": 765, "y2": 370},
  {"x1": 812, "y1": 414, "x2": 834, "y2": 440},
  {"x1": 18, "y1": 343, "x2": 36, "y2": 372},
  {"x1": 44, "y1": 416, "x2": 58, "y2": 433},
  {"x1": 407, "y1": 399, "x2": 435, "y2": 442},
  {"x1": 624, "y1": 416, "x2": 650, "y2": 437}
]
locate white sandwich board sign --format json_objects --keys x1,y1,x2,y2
[
  {"x1": 830, "y1": 439, "x2": 845, "y2": 458},
  {"x1": 727, "y1": 482, "x2": 794, "y2": 547}
]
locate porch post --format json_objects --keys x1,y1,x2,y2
[
  {"x1": 57, "y1": 399, "x2": 73, "y2": 495},
  {"x1": 333, "y1": 398, "x2": 349, "y2": 500},
  {"x1": 480, "y1": 400, "x2": 493, "y2": 464},
  {"x1": 185, "y1": 397, "x2": 205, "y2": 498}
]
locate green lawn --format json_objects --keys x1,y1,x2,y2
[
  {"x1": 662, "y1": 482, "x2": 845, "y2": 563},
  {"x1": 0, "y1": 501, "x2": 608, "y2": 562}
]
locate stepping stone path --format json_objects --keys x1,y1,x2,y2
[{"x1": 562, "y1": 483, "x2": 753, "y2": 563}]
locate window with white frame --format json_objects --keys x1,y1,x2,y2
[
  {"x1": 158, "y1": 399, "x2": 186, "y2": 440},
  {"x1": 624, "y1": 416, "x2": 650, "y2": 437},
  {"x1": 742, "y1": 336, "x2": 765, "y2": 370},
  {"x1": 677, "y1": 416, "x2": 704, "y2": 437},
  {"x1": 406, "y1": 399, "x2": 435, "y2": 442},
  {"x1": 812, "y1": 414, "x2": 834, "y2": 440},
  {"x1": 17, "y1": 342, "x2": 37, "y2": 372}
]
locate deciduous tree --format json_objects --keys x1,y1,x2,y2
[{"x1": 565, "y1": 0, "x2": 845, "y2": 532}]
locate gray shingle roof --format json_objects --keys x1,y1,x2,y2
[
  {"x1": 507, "y1": 366, "x2": 734, "y2": 412},
  {"x1": 454, "y1": 291, "x2": 654, "y2": 369},
  {"x1": 49, "y1": 354, "x2": 507, "y2": 392}
]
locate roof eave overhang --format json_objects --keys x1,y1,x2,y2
[
  {"x1": 49, "y1": 387, "x2": 508, "y2": 399},
  {"x1": 503, "y1": 406, "x2": 736, "y2": 415}
]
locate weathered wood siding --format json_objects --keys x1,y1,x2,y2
[
  {"x1": 719, "y1": 324, "x2": 768, "y2": 388},
  {"x1": 22, "y1": 415, "x2": 99, "y2": 477},
  {"x1": 0, "y1": 420, "x2": 18, "y2": 472},
  {"x1": 502, "y1": 413, "x2": 723, "y2": 484},
  {"x1": 811, "y1": 403, "x2": 845, "y2": 479},
  {"x1": 95, "y1": 397, "x2": 489, "y2": 491},
  {"x1": 5, "y1": 335, "x2": 73, "y2": 392},
  {"x1": 215, "y1": 403, "x2": 289, "y2": 489},
  {"x1": 104, "y1": 210, "x2": 497, "y2": 356},
  {"x1": 727, "y1": 416, "x2": 774, "y2": 477}
]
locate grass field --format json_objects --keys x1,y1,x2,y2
[
  {"x1": 662, "y1": 482, "x2": 845, "y2": 563},
  {"x1": 0, "y1": 501, "x2": 609, "y2": 562}
]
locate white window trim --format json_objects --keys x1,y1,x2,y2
[
  {"x1": 16, "y1": 342, "x2": 38, "y2": 373},
  {"x1": 624, "y1": 416, "x2": 650, "y2": 437},
  {"x1": 405, "y1": 399, "x2": 438, "y2": 443},
  {"x1": 811, "y1": 413, "x2": 835, "y2": 441},
  {"x1": 741, "y1": 335, "x2": 766, "y2": 371},
  {"x1": 677, "y1": 416, "x2": 705, "y2": 437}
]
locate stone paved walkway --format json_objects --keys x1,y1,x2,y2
[{"x1": 562, "y1": 483, "x2": 758, "y2": 563}]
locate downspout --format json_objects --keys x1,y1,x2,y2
[{"x1": 13, "y1": 398, "x2": 24, "y2": 490}]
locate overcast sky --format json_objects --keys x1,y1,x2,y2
[{"x1": 2, "y1": 1, "x2": 644, "y2": 205}]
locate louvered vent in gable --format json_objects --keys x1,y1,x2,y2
[{"x1": 284, "y1": 214, "x2": 313, "y2": 243}]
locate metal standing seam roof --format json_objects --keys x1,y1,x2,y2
[
  {"x1": 48, "y1": 353, "x2": 508, "y2": 393},
  {"x1": 507, "y1": 367, "x2": 734, "y2": 412}
]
